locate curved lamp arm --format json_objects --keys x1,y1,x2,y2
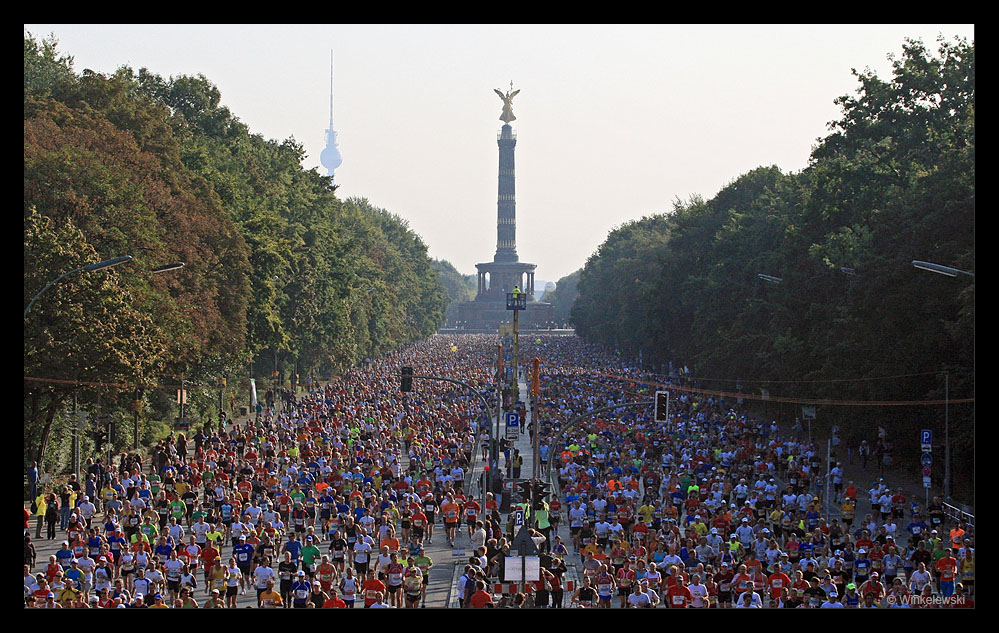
[{"x1": 24, "y1": 255, "x2": 133, "y2": 318}]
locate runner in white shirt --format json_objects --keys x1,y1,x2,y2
[
  {"x1": 253, "y1": 562, "x2": 277, "y2": 605},
  {"x1": 688, "y1": 574, "x2": 709, "y2": 608}
]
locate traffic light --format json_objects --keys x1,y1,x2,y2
[
  {"x1": 654, "y1": 390, "x2": 670, "y2": 422},
  {"x1": 400, "y1": 367, "x2": 413, "y2": 392},
  {"x1": 516, "y1": 480, "x2": 533, "y2": 501},
  {"x1": 532, "y1": 480, "x2": 552, "y2": 509}
]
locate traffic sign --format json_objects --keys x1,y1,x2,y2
[
  {"x1": 920, "y1": 429, "x2": 932, "y2": 452},
  {"x1": 923, "y1": 476, "x2": 932, "y2": 489},
  {"x1": 505, "y1": 412, "x2": 519, "y2": 439},
  {"x1": 922, "y1": 466, "x2": 932, "y2": 478},
  {"x1": 920, "y1": 453, "x2": 933, "y2": 467}
]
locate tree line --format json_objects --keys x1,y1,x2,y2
[
  {"x1": 569, "y1": 37, "x2": 975, "y2": 500},
  {"x1": 24, "y1": 34, "x2": 448, "y2": 473}
]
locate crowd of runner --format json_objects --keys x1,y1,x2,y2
[
  {"x1": 507, "y1": 337, "x2": 975, "y2": 608},
  {"x1": 24, "y1": 334, "x2": 974, "y2": 608}
]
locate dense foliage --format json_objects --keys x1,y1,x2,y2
[
  {"x1": 24, "y1": 34, "x2": 447, "y2": 471},
  {"x1": 432, "y1": 258, "x2": 477, "y2": 325},
  {"x1": 571, "y1": 37, "x2": 974, "y2": 498}
]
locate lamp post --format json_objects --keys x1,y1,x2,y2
[
  {"x1": 912, "y1": 260, "x2": 973, "y2": 500},
  {"x1": 24, "y1": 255, "x2": 133, "y2": 317}
]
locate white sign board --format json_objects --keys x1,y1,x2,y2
[{"x1": 504, "y1": 556, "x2": 541, "y2": 582}]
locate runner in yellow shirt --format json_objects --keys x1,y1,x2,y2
[{"x1": 258, "y1": 579, "x2": 284, "y2": 608}]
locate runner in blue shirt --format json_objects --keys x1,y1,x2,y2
[
  {"x1": 233, "y1": 536, "x2": 256, "y2": 590},
  {"x1": 283, "y1": 533, "x2": 303, "y2": 563}
]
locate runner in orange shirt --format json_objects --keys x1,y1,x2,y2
[
  {"x1": 935, "y1": 549, "x2": 959, "y2": 598},
  {"x1": 731, "y1": 564, "x2": 754, "y2": 606},
  {"x1": 440, "y1": 495, "x2": 460, "y2": 546}
]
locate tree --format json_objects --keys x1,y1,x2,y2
[{"x1": 24, "y1": 208, "x2": 168, "y2": 468}]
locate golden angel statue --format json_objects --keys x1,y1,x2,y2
[{"x1": 495, "y1": 82, "x2": 520, "y2": 124}]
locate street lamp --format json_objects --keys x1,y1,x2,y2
[
  {"x1": 911, "y1": 260, "x2": 974, "y2": 278},
  {"x1": 24, "y1": 255, "x2": 133, "y2": 317},
  {"x1": 912, "y1": 260, "x2": 973, "y2": 500},
  {"x1": 151, "y1": 262, "x2": 185, "y2": 274}
]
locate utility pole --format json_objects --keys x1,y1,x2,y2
[{"x1": 531, "y1": 358, "x2": 540, "y2": 481}]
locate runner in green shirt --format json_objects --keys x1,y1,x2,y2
[
  {"x1": 301, "y1": 536, "x2": 322, "y2": 576},
  {"x1": 411, "y1": 548, "x2": 434, "y2": 603},
  {"x1": 170, "y1": 498, "x2": 187, "y2": 522}
]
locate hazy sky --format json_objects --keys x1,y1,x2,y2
[{"x1": 25, "y1": 24, "x2": 974, "y2": 283}]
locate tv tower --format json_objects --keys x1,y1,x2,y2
[{"x1": 320, "y1": 50, "x2": 343, "y2": 182}]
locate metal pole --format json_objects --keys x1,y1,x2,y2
[
  {"x1": 944, "y1": 371, "x2": 950, "y2": 499},
  {"x1": 531, "y1": 365, "x2": 538, "y2": 481},
  {"x1": 133, "y1": 389, "x2": 140, "y2": 450},
  {"x1": 73, "y1": 392, "x2": 80, "y2": 483},
  {"x1": 665, "y1": 390, "x2": 671, "y2": 432},
  {"x1": 825, "y1": 439, "x2": 831, "y2": 519},
  {"x1": 494, "y1": 344, "x2": 503, "y2": 509},
  {"x1": 107, "y1": 407, "x2": 113, "y2": 467},
  {"x1": 513, "y1": 309, "x2": 520, "y2": 404}
]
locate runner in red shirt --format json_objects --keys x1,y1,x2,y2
[
  {"x1": 715, "y1": 563, "x2": 734, "y2": 608},
  {"x1": 317, "y1": 557, "x2": 338, "y2": 592},
  {"x1": 321, "y1": 587, "x2": 347, "y2": 608},
  {"x1": 768, "y1": 569, "x2": 792, "y2": 602},
  {"x1": 665, "y1": 575, "x2": 693, "y2": 608},
  {"x1": 464, "y1": 499, "x2": 481, "y2": 539},
  {"x1": 361, "y1": 570, "x2": 385, "y2": 608},
  {"x1": 200, "y1": 544, "x2": 220, "y2": 587},
  {"x1": 468, "y1": 580, "x2": 494, "y2": 609},
  {"x1": 410, "y1": 510, "x2": 428, "y2": 545},
  {"x1": 616, "y1": 561, "x2": 636, "y2": 608}
]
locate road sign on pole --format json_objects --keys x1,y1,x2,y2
[
  {"x1": 505, "y1": 412, "x2": 519, "y2": 439},
  {"x1": 920, "y1": 429, "x2": 932, "y2": 453}
]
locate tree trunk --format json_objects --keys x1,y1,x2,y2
[{"x1": 35, "y1": 391, "x2": 67, "y2": 471}]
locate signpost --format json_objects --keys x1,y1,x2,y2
[
  {"x1": 506, "y1": 412, "x2": 519, "y2": 439},
  {"x1": 802, "y1": 406, "x2": 816, "y2": 442},
  {"x1": 920, "y1": 429, "x2": 933, "y2": 501},
  {"x1": 507, "y1": 524, "x2": 540, "y2": 594}
]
